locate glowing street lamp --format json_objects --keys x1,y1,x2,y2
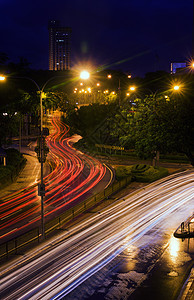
[
  {"x1": 80, "y1": 70, "x2": 90, "y2": 80},
  {"x1": 0, "y1": 75, "x2": 63, "y2": 241},
  {"x1": 129, "y1": 86, "x2": 136, "y2": 91},
  {"x1": 0, "y1": 75, "x2": 5, "y2": 81},
  {"x1": 190, "y1": 60, "x2": 194, "y2": 69},
  {"x1": 173, "y1": 85, "x2": 180, "y2": 91}
]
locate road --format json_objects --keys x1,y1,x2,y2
[
  {"x1": 0, "y1": 116, "x2": 113, "y2": 243},
  {"x1": 0, "y1": 170, "x2": 193, "y2": 299}
]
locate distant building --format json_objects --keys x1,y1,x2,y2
[
  {"x1": 48, "y1": 20, "x2": 72, "y2": 71},
  {"x1": 171, "y1": 62, "x2": 186, "y2": 74}
]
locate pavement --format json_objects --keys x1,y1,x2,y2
[
  {"x1": 0, "y1": 141, "x2": 51, "y2": 199},
  {"x1": 178, "y1": 267, "x2": 194, "y2": 300},
  {"x1": 0, "y1": 143, "x2": 193, "y2": 299}
]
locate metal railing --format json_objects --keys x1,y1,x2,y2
[{"x1": 0, "y1": 176, "x2": 131, "y2": 260}]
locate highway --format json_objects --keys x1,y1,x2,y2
[
  {"x1": 0, "y1": 117, "x2": 113, "y2": 243},
  {"x1": 0, "y1": 170, "x2": 193, "y2": 299}
]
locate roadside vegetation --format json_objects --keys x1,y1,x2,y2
[
  {"x1": 0, "y1": 148, "x2": 26, "y2": 188},
  {"x1": 62, "y1": 80, "x2": 194, "y2": 166},
  {"x1": 0, "y1": 53, "x2": 193, "y2": 169},
  {"x1": 114, "y1": 164, "x2": 168, "y2": 182}
]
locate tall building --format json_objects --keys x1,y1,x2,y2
[{"x1": 48, "y1": 20, "x2": 72, "y2": 71}]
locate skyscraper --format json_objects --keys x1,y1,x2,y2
[{"x1": 48, "y1": 20, "x2": 72, "y2": 71}]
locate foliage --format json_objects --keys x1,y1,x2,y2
[
  {"x1": 0, "y1": 166, "x2": 12, "y2": 186},
  {"x1": 114, "y1": 165, "x2": 133, "y2": 179},
  {"x1": 0, "y1": 113, "x2": 20, "y2": 146},
  {"x1": 0, "y1": 148, "x2": 26, "y2": 187},
  {"x1": 63, "y1": 102, "x2": 116, "y2": 141},
  {"x1": 115, "y1": 164, "x2": 168, "y2": 182},
  {"x1": 6, "y1": 148, "x2": 26, "y2": 167},
  {"x1": 130, "y1": 93, "x2": 194, "y2": 165},
  {"x1": 49, "y1": 91, "x2": 71, "y2": 112}
]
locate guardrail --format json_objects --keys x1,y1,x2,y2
[
  {"x1": 174, "y1": 214, "x2": 194, "y2": 238},
  {"x1": 0, "y1": 176, "x2": 131, "y2": 260}
]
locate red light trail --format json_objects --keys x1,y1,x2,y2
[{"x1": 0, "y1": 117, "x2": 113, "y2": 242}]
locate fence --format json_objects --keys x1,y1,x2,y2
[{"x1": 0, "y1": 176, "x2": 131, "y2": 260}]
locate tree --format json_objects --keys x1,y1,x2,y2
[
  {"x1": 127, "y1": 93, "x2": 194, "y2": 165},
  {"x1": 0, "y1": 52, "x2": 9, "y2": 66}
]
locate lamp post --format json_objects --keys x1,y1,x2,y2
[
  {"x1": 0, "y1": 74, "x2": 57, "y2": 240},
  {"x1": 79, "y1": 70, "x2": 90, "y2": 104},
  {"x1": 107, "y1": 73, "x2": 131, "y2": 106},
  {"x1": 107, "y1": 74, "x2": 121, "y2": 105},
  {"x1": 29, "y1": 77, "x2": 58, "y2": 241},
  {"x1": 1, "y1": 71, "x2": 89, "y2": 239},
  {"x1": 31, "y1": 71, "x2": 90, "y2": 238},
  {"x1": 22, "y1": 78, "x2": 52, "y2": 241}
]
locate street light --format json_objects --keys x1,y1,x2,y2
[
  {"x1": 1, "y1": 75, "x2": 60, "y2": 240},
  {"x1": 80, "y1": 70, "x2": 90, "y2": 80},
  {"x1": 0, "y1": 75, "x2": 5, "y2": 81},
  {"x1": 129, "y1": 86, "x2": 136, "y2": 91},
  {"x1": 173, "y1": 85, "x2": 180, "y2": 91},
  {"x1": 79, "y1": 71, "x2": 90, "y2": 104},
  {"x1": 24, "y1": 77, "x2": 54, "y2": 241},
  {"x1": 107, "y1": 74, "x2": 122, "y2": 105}
]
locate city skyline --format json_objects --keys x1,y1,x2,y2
[{"x1": 0, "y1": 0, "x2": 193, "y2": 76}]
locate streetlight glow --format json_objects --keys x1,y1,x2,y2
[
  {"x1": 0, "y1": 75, "x2": 5, "y2": 81},
  {"x1": 80, "y1": 70, "x2": 90, "y2": 80},
  {"x1": 173, "y1": 85, "x2": 180, "y2": 90},
  {"x1": 129, "y1": 86, "x2": 136, "y2": 91}
]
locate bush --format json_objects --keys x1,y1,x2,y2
[
  {"x1": 115, "y1": 164, "x2": 168, "y2": 183},
  {"x1": 131, "y1": 164, "x2": 150, "y2": 173},
  {"x1": 133, "y1": 165, "x2": 168, "y2": 182},
  {"x1": 0, "y1": 148, "x2": 27, "y2": 188},
  {"x1": 115, "y1": 165, "x2": 133, "y2": 180},
  {"x1": 0, "y1": 166, "x2": 12, "y2": 185}
]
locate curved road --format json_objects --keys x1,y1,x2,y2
[
  {"x1": 0, "y1": 117, "x2": 113, "y2": 243},
  {"x1": 0, "y1": 170, "x2": 193, "y2": 299}
]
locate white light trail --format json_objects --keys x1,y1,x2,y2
[{"x1": 0, "y1": 170, "x2": 193, "y2": 300}]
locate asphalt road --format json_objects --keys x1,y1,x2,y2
[
  {"x1": 0, "y1": 170, "x2": 193, "y2": 299},
  {"x1": 0, "y1": 117, "x2": 113, "y2": 243}
]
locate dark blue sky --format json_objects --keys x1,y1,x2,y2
[{"x1": 0, "y1": 0, "x2": 193, "y2": 76}]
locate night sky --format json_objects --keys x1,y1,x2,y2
[{"x1": 1, "y1": 0, "x2": 193, "y2": 76}]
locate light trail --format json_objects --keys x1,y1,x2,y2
[
  {"x1": 0, "y1": 116, "x2": 112, "y2": 242},
  {"x1": 0, "y1": 170, "x2": 193, "y2": 299}
]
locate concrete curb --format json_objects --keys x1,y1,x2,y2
[{"x1": 178, "y1": 267, "x2": 194, "y2": 300}]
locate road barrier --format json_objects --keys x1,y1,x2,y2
[
  {"x1": 0, "y1": 176, "x2": 131, "y2": 260},
  {"x1": 174, "y1": 214, "x2": 194, "y2": 238}
]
